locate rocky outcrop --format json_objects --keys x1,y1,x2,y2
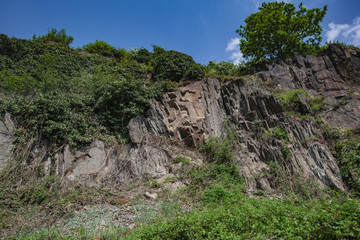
[
  {"x1": 0, "y1": 113, "x2": 15, "y2": 170},
  {"x1": 258, "y1": 44, "x2": 360, "y2": 130},
  {"x1": 128, "y1": 77, "x2": 346, "y2": 191},
  {"x1": 124, "y1": 44, "x2": 360, "y2": 192},
  {"x1": 34, "y1": 45, "x2": 359, "y2": 192},
  {"x1": 3, "y1": 44, "x2": 359, "y2": 193},
  {"x1": 326, "y1": 44, "x2": 360, "y2": 86},
  {"x1": 129, "y1": 79, "x2": 226, "y2": 148}
]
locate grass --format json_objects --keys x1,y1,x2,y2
[{"x1": 12, "y1": 181, "x2": 360, "y2": 240}]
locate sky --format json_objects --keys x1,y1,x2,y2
[{"x1": 1, "y1": 0, "x2": 360, "y2": 65}]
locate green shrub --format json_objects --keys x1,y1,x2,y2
[
  {"x1": 185, "y1": 162, "x2": 244, "y2": 201},
  {"x1": 130, "y1": 47, "x2": 151, "y2": 64},
  {"x1": 202, "y1": 185, "x2": 231, "y2": 204},
  {"x1": 32, "y1": 28, "x2": 74, "y2": 46},
  {"x1": 276, "y1": 89, "x2": 309, "y2": 112},
  {"x1": 152, "y1": 49, "x2": 204, "y2": 82},
  {"x1": 310, "y1": 95, "x2": 326, "y2": 114},
  {"x1": 83, "y1": 40, "x2": 123, "y2": 59},
  {"x1": 334, "y1": 134, "x2": 360, "y2": 196},
  {"x1": 199, "y1": 137, "x2": 234, "y2": 163},
  {"x1": 173, "y1": 156, "x2": 190, "y2": 165},
  {"x1": 0, "y1": 34, "x2": 175, "y2": 147},
  {"x1": 1, "y1": 90, "x2": 100, "y2": 147},
  {"x1": 126, "y1": 194, "x2": 360, "y2": 240},
  {"x1": 93, "y1": 76, "x2": 167, "y2": 136},
  {"x1": 270, "y1": 127, "x2": 289, "y2": 142},
  {"x1": 276, "y1": 89, "x2": 327, "y2": 117},
  {"x1": 205, "y1": 61, "x2": 241, "y2": 77}
]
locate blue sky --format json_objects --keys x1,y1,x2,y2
[{"x1": 1, "y1": 0, "x2": 359, "y2": 64}]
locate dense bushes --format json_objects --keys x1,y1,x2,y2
[
  {"x1": 32, "y1": 28, "x2": 74, "y2": 46},
  {"x1": 205, "y1": 61, "x2": 240, "y2": 77},
  {"x1": 0, "y1": 34, "x2": 178, "y2": 147},
  {"x1": 335, "y1": 135, "x2": 360, "y2": 196},
  {"x1": 127, "y1": 195, "x2": 360, "y2": 240},
  {"x1": 152, "y1": 48, "x2": 204, "y2": 82},
  {"x1": 93, "y1": 76, "x2": 167, "y2": 135},
  {"x1": 321, "y1": 126, "x2": 360, "y2": 196},
  {"x1": 129, "y1": 48, "x2": 152, "y2": 64},
  {"x1": 83, "y1": 40, "x2": 124, "y2": 59},
  {"x1": 0, "y1": 33, "x2": 208, "y2": 147},
  {"x1": 199, "y1": 137, "x2": 235, "y2": 163}
]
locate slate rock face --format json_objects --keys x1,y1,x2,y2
[
  {"x1": 326, "y1": 44, "x2": 360, "y2": 86},
  {"x1": 258, "y1": 44, "x2": 360, "y2": 131},
  {"x1": 47, "y1": 45, "x2": 359, "y2": 191},
  {"x1": 4, "y1": 44, "x2": 359, "y2": 193},
  {"x1": 127, "y1": 77, "x2": 345, "y2": 191},
  {"x1": 0, "y1": 113, "x2": 15, "y2": 170}
]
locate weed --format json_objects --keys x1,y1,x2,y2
[
  {"x1": 126, "y1": 183, "x2": 138, "y2": 191},
  {"x1": 309, "y1": 95, "x2": 326, "y2": 114},
  {"x1": 199, "y1": 137, "x2": 234, "y2": 163},
  {"x1": 173, "y1": 156, "x2": 190, "y2": 165}
]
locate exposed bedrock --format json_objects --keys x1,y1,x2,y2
[{"x1": 3, "y1": 44, "x2": 360, "y2": 193}]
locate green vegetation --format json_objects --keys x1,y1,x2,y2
[
  {"x1": 336, "y1": 134, "x2": 360, "y2": 196},
  {"x1": 127, "y1": 195, "x2": 359, "y2": 240},
  {"x1": 204, "y1": 61, "x2": 242, "y2": 78},
  {"x1": 237, "y1": 2, "x2": 327, "y2": 62},
  {"x1": 0, "y1": 33, "x2": 203, "y2": 148},
  {"x1": 83, "y1": 40, "x2": 124, "y2": 59},
  {"x1": 276, "y1": 89, "x2": 309, "y2": 111},
  {"x1": 173, "y1": 156, "x2": 190, "y2": 165},
  {"x1": 264, "y1": 126, "x2": 289, "y2": 142},
  {"x1": 275, "y1": 89, "x2": 326, "y2": 116},
  {"x1": 321, "y1": 40, "x2": 358, "y2": 51},
  {"x1": 321, "y1": 126, "x2": 360, "y2": 196},
  {"x1": 151, "y1": 46, "x2": 204, "y2": 82},
  {"x1": 32, "y1": 28, "x2": 74, "y2": 46},
  {"x1": 199, "y1": 136, "x2": 235, "y2": 163},
  {"x1": 309, "y1": 95, "x2": 326, "y2": 114},
  {"x1": 11, "y1": 193, "x2": 360, "y2": 239}
]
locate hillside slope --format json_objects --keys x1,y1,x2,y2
[{"x1": 1, "y1": 35, "x2": 360, "y2": 238}]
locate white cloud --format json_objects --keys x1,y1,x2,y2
[
  {"x1": 326, "y1": 16, "x2": 360, "y2": 46},
  {"x1": 226, "y1": 38, "x2": 240, "y2": 51},
  {"x1": 229, "y1": 51, "x2": 244, "y2": 65},
  {"x1": 326, "y1": 23, "x2": 350, "y2": 41},
  {"x1": 226, "y1": 38, "x2": 244, "y2": 64}
]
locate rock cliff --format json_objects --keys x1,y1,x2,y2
[
  {"x1": 2, "y1": 44, "x2": 359, "y2": 193},
  {"x1": 122, "y1": 44, "x2": 360, "y2": 192},
  {"x1": 0, "y1": 113, "x2": 14, "y2": 169},
  {"x1": 127, "y1": 77, "x2": 345, "y2": 191}
]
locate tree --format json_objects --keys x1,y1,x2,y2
[
  {"x1": 33, "y1": 28, "x2": 74, "y2": 46},
  {"x1": 236, "y1": 2, "x2": 327, "y2": 61}
]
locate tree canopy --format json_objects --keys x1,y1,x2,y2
[{"x1": 236, "y1": 1, "x2": 327, "y2": 62}]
